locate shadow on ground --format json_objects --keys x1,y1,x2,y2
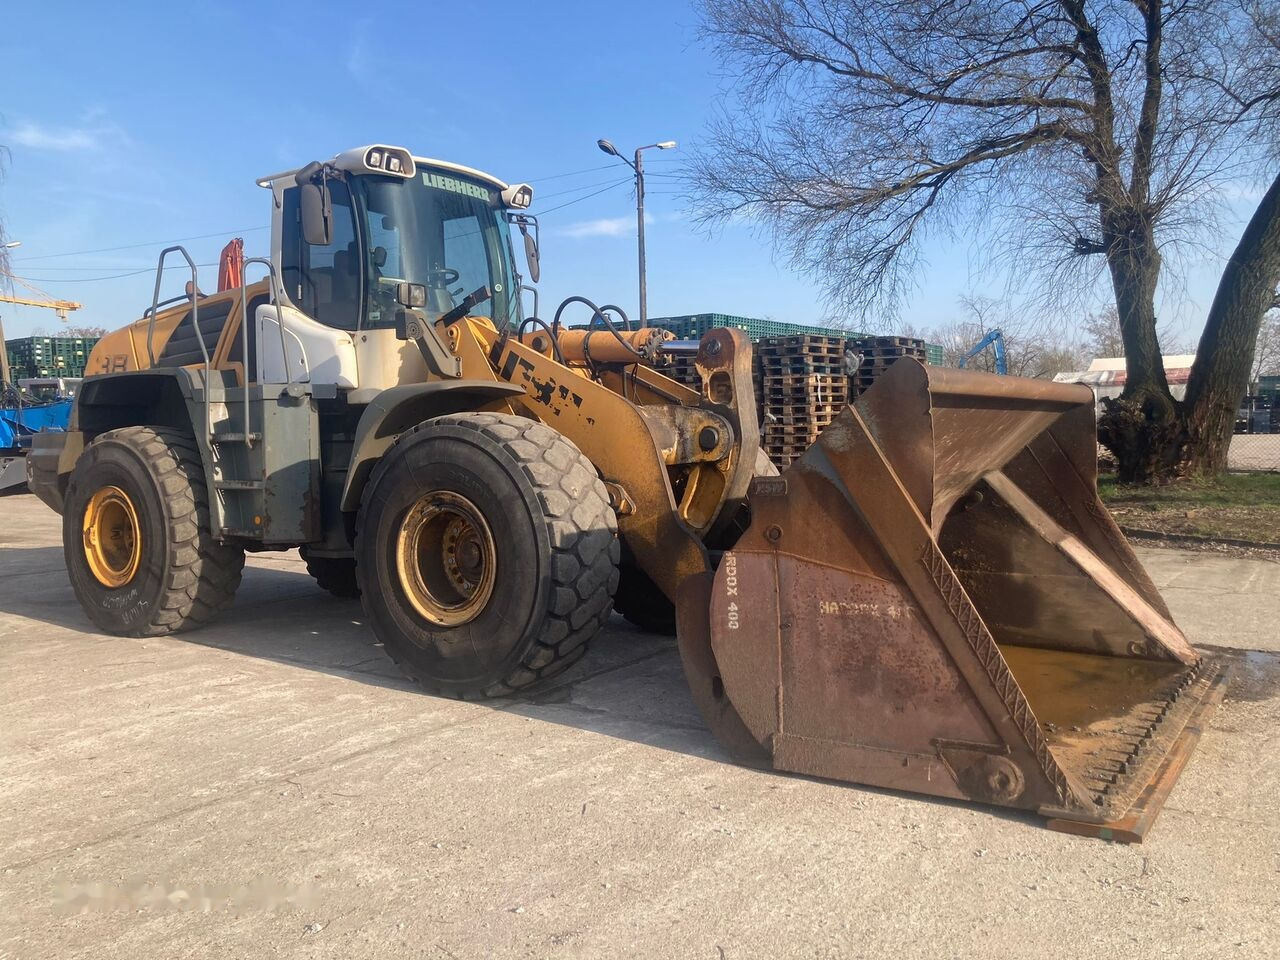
[{"x1": 11, "y1": 546, "x2": 1278, "y2": 833}]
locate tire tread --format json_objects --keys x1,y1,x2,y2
[
  {"x1": 356, "y1": 412, "x2": 619, "y2": 699},
  {"x1": 69, "y1": 426, "x2": 243, "y2": 636}
]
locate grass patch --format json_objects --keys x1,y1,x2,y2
[{"x1": 1099, "y1": 472, "x2": 1280, "y2": 543}]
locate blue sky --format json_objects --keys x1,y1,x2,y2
[{"x1": 0, "y1": 0, "x2": 1257, "y2": 343}]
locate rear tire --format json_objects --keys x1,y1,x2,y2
[
  {"x1": 301, "y1": 549, "x2": 360, "y2": 598},
  {"x1": 63, "y1": 426, "x2": 244, "y2": 636},
  {"x1": 355, "y1": 413, "x2": 620, "y2": 698}
]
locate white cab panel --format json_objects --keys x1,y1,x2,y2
[
  {"x1": 256, "y1": 304, "x2": 358, "y2": 387},
  {"x1": 351, "y1": 328, "x2": 430, "y2": 394}
]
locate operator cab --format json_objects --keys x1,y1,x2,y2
[{"x1": 257, "y1": 145, "x2": 536, "y2": 393}]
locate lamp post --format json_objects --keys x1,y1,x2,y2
[
  {"x1": 0, "y1": 241, "x2": 20, "y2": 387},
  {"x1": 597, "y1": 139, "x2": 676, "y2": 324}
]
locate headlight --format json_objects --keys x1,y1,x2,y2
[
  {"x1": 501, "y1": 183, "x2": 534, "y2": 209},
  {"x1": 360, "y1": 146, "x2": 414, "y2": 178}
]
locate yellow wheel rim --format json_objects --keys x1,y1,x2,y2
[
  {"x1": 82, "y1": 485, "x2": 142, "y2": 588},
  {"x1": 396, "y1": 491, "x2": 497, "y2": 627}
]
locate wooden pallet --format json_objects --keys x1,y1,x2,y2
[
  {"x1": 758, "y1": 334, "x2": 847, "y2": 351},
  {"x1": 851, "y1": 335, "x2": 925, "y2": 350},
  {"x1": 760, "y1": 361, "x2": 846, "y2": 376},
  {"x1": 763, "y1": 372, "x2": 849, "y2": 384},
  {"x1": 768, "y1": 413, "x2": 844, "y2": 427},
  {"x1": 763, "y1": 387, "x2": 849, "y2": 404},
  {"x1": 856, "y1": 348, "x2": 925, "y2": 361}
]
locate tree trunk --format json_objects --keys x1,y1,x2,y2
[
  {"x1": 1097, "y1": 214, "x2": 1182, "y2": 482},
  {"x1": 1182, "y1": 170, "x2": 1280, "y2": 475}
]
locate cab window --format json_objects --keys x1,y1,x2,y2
[{"x1": 281, "y1": 181, "x2": 362, "y2": 330}]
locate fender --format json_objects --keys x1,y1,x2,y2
[
  {"x1": 72, "y1": 369, "x2": 201, "y2": 434},
  {"x1": 340, "y1": 380, "x2": 525, "y2": 512},
  {"x1": 31, "y1": 369, "x2": 211, "y2": 513}
]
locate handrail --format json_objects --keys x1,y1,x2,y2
[
  {"x1": 142, "y1": 292, "x2": 194, "y2": 320},
  {"x1": 237, "y1": 258, "x2": 291, "y2": 448},
  {"x1": 147, "y1": 246, "x2": 212, "y2": 443},
  {"x1": 147, "y1": 246, "x2": 207, "y2": 369}
]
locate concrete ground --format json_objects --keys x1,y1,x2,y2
[{"x1": 1, "y1": 492, "x2": 1277, "y2": 960}]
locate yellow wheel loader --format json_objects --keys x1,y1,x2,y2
[{"x1": 29, "y1": 144, "x2": 1228, "y2": 840}]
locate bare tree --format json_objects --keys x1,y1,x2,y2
[
  {"x1": 1079, "y1": 307, "x2": 1125, "y2": 361},
  {"x1": 62, "y1": 325, "x2": 110, "y2": 338},
  {"x1": 928, "y1": 295, "x2": 1084, "y2": 377},
  {"x1": 691, "y1": 0, "x2": 1280, "y2": 481},
  {"x1": 1077, "y1": 303, "x2": 1191, "y2": 360},
  {"x1": 1253, "y1": 310, "x2": 1280, "y2": 382}
]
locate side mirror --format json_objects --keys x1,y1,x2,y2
[
  {"x1": 511, "y1": 214, "x2": 540, "y2": 284},
  {"x1": 522, "y1": 229, "x2": 540, "y2": 284},
  {"x1": 300, "y1": 182, "x2": 332, "y2": 246},
  {"x1": 396, "y1": 281, "x2": 426, "y2": 309}
]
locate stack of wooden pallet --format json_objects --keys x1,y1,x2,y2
[
  {"x1": 848, "y1": 336, "x2": 927, "y2": 399},
  {"x1": 661, "y1": 353, "x2": 701, "y2": 390},
  {"x1": 757, "y1": 335, "x2": 851, "y2": 467},
  {"x1": 653, "y1": 332, "x2": 931, "y2": 469},
  {"x1": 658, "y1": 353, "x2": 767, "y2": 417}
]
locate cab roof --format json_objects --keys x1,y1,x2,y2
[{"x1": 256, "y1": 146, "x2": 510, "y2": 191}]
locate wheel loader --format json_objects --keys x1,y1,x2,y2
[{"x1": 27, "y1": 144, "x2": 1228, "y2": 841}]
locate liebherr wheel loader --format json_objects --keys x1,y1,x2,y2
[{"x1": 28, "y1": 144, "x2": 1228, "y2": 840}]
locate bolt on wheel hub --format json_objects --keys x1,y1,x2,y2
[
  {"x1": 396, "y1": 491, "x2": 497, "y2": 626},
  {"x1": 82, "y1": 485, "x2": 142, "y2": 588}
]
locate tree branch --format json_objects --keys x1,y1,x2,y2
[{"x1": 1130, "y1": 0, "x2": 1164, "y2": 203}]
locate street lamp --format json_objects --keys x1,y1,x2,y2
[
  {"x1": 597, "y1": 138, "x2": 677, "y2": 324},
  {"x1": 1, "y1": 241, "x2": 21, "y2": 385}
]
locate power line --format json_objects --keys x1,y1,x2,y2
[
  {"x1": 536, "y1": 180, "x2": 635, "y2": 216},
  {"x1": 537, "y1": 175, "x2": 635, "y2": 201},
  {"x1": 5, "y1": 263, "x2": 228, "y2": 272},
  {"x1": 12, "y1": 227, "x2": 269, "y2": 263},
  {"x1": 526, "y1": 162, "x2": 620, "y2": 183},
  {"x1": 20, "y1": 183, "x2": 641, "y2": 279},
  {"x1": 11, "y1": 263, "x2": 219, "y2": 284},
  {"x1": 525, "y1": 157, "x2": 680, "y2": 182},
  {"x1": 8, "y1": 162, "x2": 679, "y2": 265},
  {"x1": 11, "y1": 269, "x2": 154, "y2": 283},
  {"x1": 6, "y1": 158, "x2": 664, "y2": 275}
]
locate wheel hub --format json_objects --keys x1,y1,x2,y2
[
  {"x1": 396, "y1": 491, "x2": 497, "y2": 626},
  {"x1": 82, "y1": 485, "x2": 142, "y2": 588}
]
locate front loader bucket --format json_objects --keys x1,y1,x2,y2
[{"x1": 693, "y1": 360, "x2": 1229, "y2": 841}]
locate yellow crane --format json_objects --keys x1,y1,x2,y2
[{"x1": 0, "y1": 274, "x2": 83, "y2": 385}]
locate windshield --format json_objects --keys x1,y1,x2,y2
[{"x1": 357, "y1": 168, "x2": 519, "y2": 329}]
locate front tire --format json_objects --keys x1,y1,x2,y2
[
  {"x1": 63, "y1": 426, "x2": 244, "y2": 636},
  {"x1": 355, "y1": 413, "x2": 620, "y2": 698}
]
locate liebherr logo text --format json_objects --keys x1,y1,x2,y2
[
  {"x1": 724, "y1": 553, "x2": 740, "y2": 630},
  {"x1": 423, "y1": 172, "x2": 493, "y2": 201}
]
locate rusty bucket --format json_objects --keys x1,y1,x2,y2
[{"x1": 694, "y1": 359, "x2": 1228, "y2": 841}]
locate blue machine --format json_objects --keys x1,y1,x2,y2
[
  {"x1": 957, "y1": 328, "x2": 1008, "y2": 375},
  {"x1": 1, "y1": 389, "x2": 73, "y2": 493}
]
